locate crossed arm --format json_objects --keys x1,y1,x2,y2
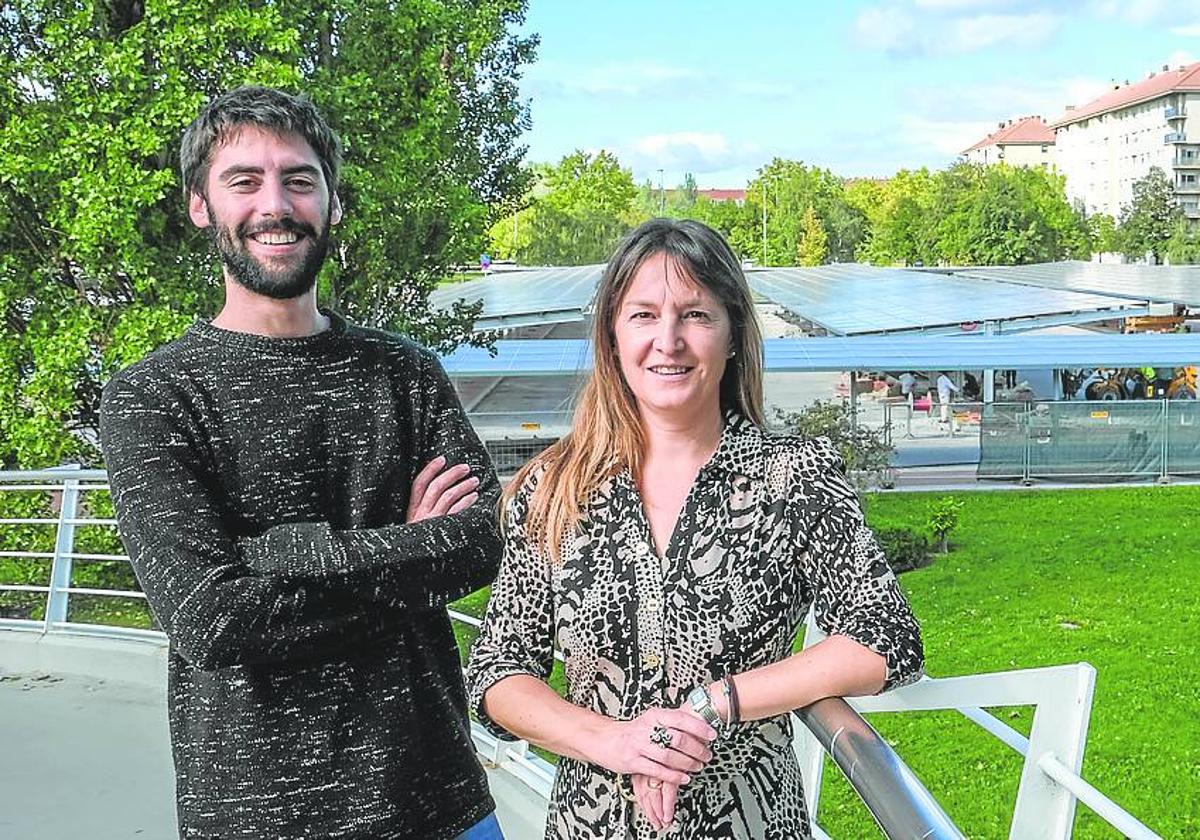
[{"x1": 100, "y1": 362, "x2": 500, "y2": 672}]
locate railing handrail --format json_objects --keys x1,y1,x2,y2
[{"x1": 795, "y1": 697, "x2": 964, "y2": 838}]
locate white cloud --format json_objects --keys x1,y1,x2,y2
[
  {"x1": 948, "y1": 13, "x2": 1061, "y2": 51},
  {"x1": 617, "y1": 132, "x2": 764, "y2": 180},
  {"x1": 1165, "y1": 49, "x2": 1199, "y2": 68},
  {"x1": 901, "y1": 117, "x2": 997, "y2": 156},
  {"x1": 851, "y1": 5, "x2": 918, "y2": 52},
  {"x1": 850, "y1": 3, "x2": 1061, "y2": 54},
  {"x1": 1090, "y1": 0, "x2": 1200, "y2": 22},
  {"x1": 1170, "y1": 23, "x2": 1200, "y2": 36},
  {"x1": 525, "y1": 60, "x2": 701, "y2": 99},
  {"x1": 912, "y1": 0, "x2": 1020, "y2": 9}
]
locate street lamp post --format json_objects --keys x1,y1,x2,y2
[{"x1": 761, "y1": 179, "x2": 768, "y2": 266}]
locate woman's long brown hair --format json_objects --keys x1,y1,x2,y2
[{"x1": 504, "y1": 218, "x2": 765, "y2": 560}]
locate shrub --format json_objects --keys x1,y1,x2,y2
[
  {"x1": 875, "y1": 527, "x2": 933, "y2": 574},
  {"x1": 773, "y1": 400, "x2": 893, "y2": 490}
]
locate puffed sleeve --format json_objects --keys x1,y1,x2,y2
[
  {"x1": 465, "y1": 474, "x2": 557, "y2": 739},
  {"x1": 799, "y1": 440, "x2": 924, "y2": 692}
]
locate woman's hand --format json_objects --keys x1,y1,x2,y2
[
  {"x1": 632, "y1": 774, "x2": 681, "y2": 833},
  {"x1": 586, "y1": 706, "x2": 716, "y2": 785}
]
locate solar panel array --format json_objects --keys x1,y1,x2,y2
[
  {"x1": 428, "y1": 265, "x2": 604, "y2": 329},
  {"x1": 746, "y1": 265, "x2": 1142, "y2": 335},
  {"x1": 941, "y1": 261, "x2": 1200, "y2": 308}
]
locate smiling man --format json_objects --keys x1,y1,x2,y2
[{"x1": 99, "y1": 87, "x2": 505, "y2": 840}]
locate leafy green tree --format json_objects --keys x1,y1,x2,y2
[
  {"x1": 1119, "y1": 166, "x2": 1180, "y2": 263},
  {"x1": 1165, "y1": 218, "x2": 1200, "y2": 265},
  {"x1": 733, "y1": 159, "x2": 864, "y2": 266},
  {"x1": 516, "y1": 150, "x2": 637, "y2": 265},
  {"x1": 954, "y1": 164, "x2": 1088, "y2": 265},
  {"x1": 1088, "y1": 212, "x2": 1120, "y2": 260},
  {"x1": 0, "y1": 0, "x2": 535, "y2": 468},
  {"x1": 796, "y1": 206, "x2": 828, "y2": 266},
  {"x1": 855, "y1": 163, "x2": 1086, "y2": 266},
  {"x1": 684, "y1": 196, "x2": 745, "y2": 244},
  {"x1": 854, "y1": 168, "x2": 938, "y2": 265}
]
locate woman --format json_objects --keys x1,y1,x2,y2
[{"x1": 466, "y1": 219, "x2": 923, "y2": 838}]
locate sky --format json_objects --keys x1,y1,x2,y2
[{"x1": 516, "y1": 0, "x2": 1200, "y2": 188}]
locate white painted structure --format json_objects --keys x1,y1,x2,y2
[
  {"x1": 1053, "y1": 63, "x2": 1200, "y2": 220},
  {"x1": 962, "y1": 116, "x2": 1055, "y2": 168}
]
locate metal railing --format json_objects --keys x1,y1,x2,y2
[
  {"x1": 0, "y1": 469, "x2": 1163, "y2": 839},
  {"x1": 798, "y1": 621, "x2": 1161, "y2": 839}
]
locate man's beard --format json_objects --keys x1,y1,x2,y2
[{"x1": 207, "y1": 210, "x2": 331, "y2": 300}]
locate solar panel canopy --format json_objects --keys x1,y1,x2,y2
[
  {"x1": 940, "y1": 261, "x2": 1200, "y2": 308},
  {"x1": 428, "y1": 265, "x2": 603, "y2": 329},
  {"x1": 746, "y1": 265, "x2": 1144, "y2": 335},
  {"x1": 439, "y1": 334, "x2": 1200, "y2": 376}
]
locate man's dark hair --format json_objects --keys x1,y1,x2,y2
[{"x1": 180, "y1": 86, "x2": 343, "y2": 198}]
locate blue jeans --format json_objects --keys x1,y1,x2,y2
[{"x1": 456, "y1": 812, "x2": 504, "y2": 840}]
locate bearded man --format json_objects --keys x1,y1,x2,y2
[{"x1": 99, "y1": 86, "x2": 505, "y2": 840}]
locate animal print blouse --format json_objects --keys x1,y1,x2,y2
[{"x1": 466, "y1": 414, "x2": 924, "y2": 839}]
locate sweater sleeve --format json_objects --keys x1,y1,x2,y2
[
  {"x1": 100, "y1": 376, "x2": 407, "y2": 672},
  {"x1": 237, "y1": 351, "x2": 502, "y2": 609}
]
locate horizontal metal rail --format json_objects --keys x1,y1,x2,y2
[{"x1": 796, "y1": 697, "x2": 964, "y2": 839}]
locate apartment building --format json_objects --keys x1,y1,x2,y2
[
  {"x1": 1052, "y1": 62, "x2": 1200, "y2": 220},
  {"x1": 961, "y1": 116, "x2": 1055, "y2": 167}
]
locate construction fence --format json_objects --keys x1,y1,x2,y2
[{"x1": 976, "y1": 400, "x2": 1200, "y2": 481}]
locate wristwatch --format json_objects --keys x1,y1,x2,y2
[{"x1": 687, "y1": 685, "x2": 723, "y2": 730}]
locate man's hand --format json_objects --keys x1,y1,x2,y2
[{"x1": 406, "y1": 455, "x2": 481, "y2": 523}]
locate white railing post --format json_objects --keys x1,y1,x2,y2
[
  {"x1": 795, "y1": 612, "x2": 828, "y2": 819},
  {"x1": 1009, "y1": 663, "x2": 1096, "y2": 839},
  {"x1": 44, "y1": 477, "x2": 81, "y2": 630}
]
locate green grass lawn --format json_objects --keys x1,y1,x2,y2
[
  {"x1": 453, "y1": 485, "x2": 1200, "y2": 838},
  {"x1": 813, "y1": 487, "x2": 1200, "y2": 839}
]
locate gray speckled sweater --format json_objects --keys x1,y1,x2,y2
[{"x1": 99, "y1": 312, "x2": 500, "y2": 840}]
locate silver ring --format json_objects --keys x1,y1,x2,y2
[
  {"x1": 647, "y1": 778, "x2": 663, "y2": 789},
  {"x1": 649, "y1": 724, "x2": 673, "y2": 749}
]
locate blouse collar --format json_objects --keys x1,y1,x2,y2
[{"x1": 701, "y1": 410, "x2": 766, "y2": 480}]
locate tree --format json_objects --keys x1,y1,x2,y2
[
  {"x1": 854, "y1": 168, "x2": 938, "y2": 266},
  {"x1": 1119, "y1": 166, "x2": 1180, "y2": 263},
  {"x1": 731, "y1": 159, "x2": 865, "y2": 266},
  {"x1": 1088, "y1": 212, "x2": 1119, "y2": 260},
  {"x1": 0, "y1": 1, "x2": 537, "y2": 468},
  {"x1": 1165, "y1": 218, "x2": 1200, "y2": 265},
  {"x1": 855, "y1": 163, "x2": 1087, "y2": 266},
  {"x1": 796, "y1": 206, "x2": 828, "y2": 266},
  {"x1": 514, "y1": 150, "x2": 637, "y2": 265}
]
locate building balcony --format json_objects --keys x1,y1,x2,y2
[
  {"x1": 1184, "y1": 204, "x2": 1200, "y2": 219},
  {"x1": 1164, "y1": 131, "x2": 1188, "y2": 144},
  {"x1": 1175, "y1": 183, "x2": 1200, "y2": 194},
  {"x1": 1165, "y1": 106, "x2": 1187, "y2": 120},
  {"x1": 1174, "y1": 156, "x2": 1200, "y2": 169}
]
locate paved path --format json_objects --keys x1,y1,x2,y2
[{"x1": 0, "y1": 668, "x2": 546, "y2": 840}]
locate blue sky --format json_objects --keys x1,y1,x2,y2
[{"x1": 517, "y1": 1, "x2": 1200, "y2": 188}]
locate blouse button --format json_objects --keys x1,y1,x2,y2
[{"x1": 641, "y1": 652, "x2": 661, "y2": 669}]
